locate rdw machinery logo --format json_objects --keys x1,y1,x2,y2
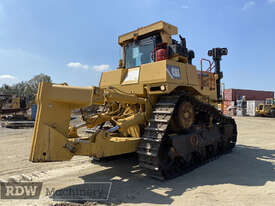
[{"x1": 0, "y1": 182, "x2": 43, "y2": 199}]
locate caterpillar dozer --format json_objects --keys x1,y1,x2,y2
[{"x1": 30, "y1": 21, "x2": 237, "y2": 179}]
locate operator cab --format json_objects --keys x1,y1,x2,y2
[
  {"x1": 118, "y1": 21, "x2": 195, "y2": 69},
  {"x1": 124, "y1": 34, "x2": 162, "y2": 68}
]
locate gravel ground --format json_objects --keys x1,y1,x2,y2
[{"x1": 0, "y1": 116, "x2": 274, "y2": 206}]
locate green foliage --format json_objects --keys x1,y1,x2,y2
[{"x1": 0, "y1": 73, "x2": 52, "y2": 100}]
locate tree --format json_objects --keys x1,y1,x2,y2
[
  {"x1": 14, "y1": 81, "x2": 27, "y2": 96},
  {"x1": 0, "y1": 73, "x2": 52, "y2": 102},
  {"x1": 27, "y1": 74, "x2": 51, "y2": 94}
]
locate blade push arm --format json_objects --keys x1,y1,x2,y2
[
  {"x1": 29, "y1": 82, "x2": 150, "y2": 162},
  {"x1": 30, "y1": 82, "x2": 104, "y2": 162}
]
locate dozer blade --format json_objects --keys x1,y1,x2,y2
[{"x1": 29, "y1": 82, "x2": 103, "y2": 162}]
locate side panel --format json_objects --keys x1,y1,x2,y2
[
  {"x1": 98, "y1": 60, "x2": 217, "y2": 101},
  {"x1": 166, "y1": 60, "x2": 188, "y2": 85},
  {"x1": 185, "y1": 64, "x2": 200, "y2": 86},
  {"x1": 140, "y1": 61, "x2": 167, "y2": 83},
  {"x1": 99, "y1": 69, "x2": 126, "y2": 88}
]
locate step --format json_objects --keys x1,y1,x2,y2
[
  {"x1": 141, "y1": 137, "x2": 161, "y2": 142},
  {"x1": 138, "y1": 144, "x2": 159, "y2": 151},
  {"x1": 137, "y1": 150, "x2": 157, "y2": 157},
  {"x1": 145, "y1": 127, "x2": 166, "y2": 132},
  {"x1": 149, "y1": 118, "x2": 169, "y2": 123},
  {"x1": 139, "y1": 162, "x2": 159, "y2": 171},
  {"x1": 155, "y1": 102, "x2": 176, "y2": 107},
  {"x1": 153, "y1": 110, "x2": 173, "y2": 114}
]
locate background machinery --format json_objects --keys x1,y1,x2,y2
[
  {"x1": 0, "y1": 94, "x2": 28, "y2": 120},
  {"x1": 256, "y1": 98, "x2": 275, "y2": 117},
  {"x1": 30, "y1": 21, "x2": 237, "y2": 179}
]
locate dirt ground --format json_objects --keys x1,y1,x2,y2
[{"x1": 0, "y1": 116, "x2": 274, "y2": 206}]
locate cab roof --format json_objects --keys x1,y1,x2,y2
[{"x1": 118, "y1": 21, "x2": 178, "y2": 46}]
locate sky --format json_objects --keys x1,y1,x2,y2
[{"x1": 0, "y1": 0, "x2": 274, "y2": 91}]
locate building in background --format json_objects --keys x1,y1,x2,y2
[{"x1": 223, "y1": 89, "x2": 274, "y2": 116}]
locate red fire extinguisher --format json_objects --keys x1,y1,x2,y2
[{"x1": 152, "y1": 43, "x2": 168, "y2": 62}]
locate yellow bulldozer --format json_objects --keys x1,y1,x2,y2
[
  {"x1": 255, "y1": 98, "x2": 275, "y2": 117},
  {"x1": 0, "y1": 95, "x2": 28, "y2": 120},
  {"x1": 30, "y1": 21, "x2": 237, "y2": 179}
]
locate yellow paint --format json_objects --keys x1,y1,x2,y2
[{"x1": 30, "y1": 21, "x2": 220, "y2": 163}]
